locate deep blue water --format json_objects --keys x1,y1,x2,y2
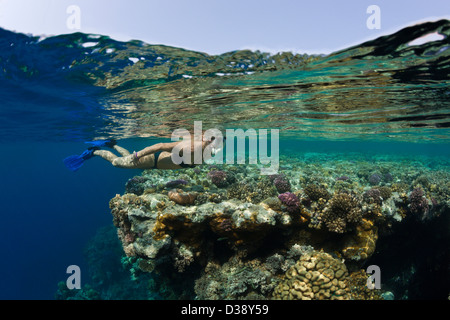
[
  {"x1": 0, "y1": 19, "x2": 449, "y2": 299},
  {"x1": 0, "y1": 141, "x2": 135, "y2": 299}
]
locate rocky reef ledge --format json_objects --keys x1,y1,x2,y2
[{"x1": 107, "y1": 152, "x2": 449, "y2": 300}]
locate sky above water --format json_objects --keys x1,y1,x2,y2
[{"x1": 0, "y1": 0, "x2": 449, "y2": 55}]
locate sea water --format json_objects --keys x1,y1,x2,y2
[{"x1": 0, "y1": 19, "x2": 448, "y2": 299}]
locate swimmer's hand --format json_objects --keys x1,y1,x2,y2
[{"x1": 131, "y1": 151, "x2": 142, "y2": 164}]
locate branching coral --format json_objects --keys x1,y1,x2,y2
[
  {"x1": 304, "y1": 184, "x2": 330, "y2": 201},
  {"x1": 368, "y1": 173, "x2": 382, "y2": 186},
  {"x1": 321, "y1": 192, "x2": 362, "y2": 233},
  {"x1": 165, "y1": 179, "x2": 188, "y2": 188},
  {"x1": 377, "y1": 186, "x2": 392, "y2": 200},
  {"x1": 125, "y1": 176, "x2": 149, "y2": 195},
  {"x1": 208, "y1": 170, "x2": 235, "y2": 188},
  {"x1": 278, "y1": 192, "x2": 301, "y2": 214},
  {"x1": 347, "y1": 270, "x2": 383, "y2": 300},
  {"x1": 195, "y1": 257, "x2": 278, "y2": 300},
  {"x1": 173, "y1": 244, "x2": 195, "y2": 272},
  {"x1": 273, "y1": 176, "x2": 291, "y2": 193},
  {"x1": 408, "y1": 187, "x2": 429, "y2": 219},
  {"x1": 363, "y1": 188, "x2": 383, "y2": 205},
  {"x1": 227, "y1": 178, "x2": 277, "y2": 204}
]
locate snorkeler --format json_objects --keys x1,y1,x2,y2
[{"x1": 63, "y1": 136, "x2": 223, "y2": 172}]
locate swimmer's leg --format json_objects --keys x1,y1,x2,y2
[
  {"x1": 112, "y1": 145, "x2": 131, "y2": 156},
  {"x1": 86, "y1": 139, "x2": 130, "y2": 156},
  {"x1": 93, "y1": 150, "x2": 119, "y2": 163},
  {"x1": 93, "y1": 149, "x2": 138, "y2": 168}
]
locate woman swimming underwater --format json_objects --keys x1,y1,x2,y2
[{"x1": 63, "y1": 135, "x2": 224, "y2": 172}]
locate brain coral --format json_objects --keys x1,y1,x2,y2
[{"x1": 272, "y1": 251, "x2": 351, "y2": 300}]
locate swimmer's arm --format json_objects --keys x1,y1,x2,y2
[{"x1": 135, "y1": 142, "x2": 179, "y2": 158}]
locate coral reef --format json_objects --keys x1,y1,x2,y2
[{"x1": 102, "y1": 152, "x2": 449, "y2": 300}]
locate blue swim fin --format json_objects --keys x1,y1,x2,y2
[
  {"x1": 63, "y1": 147, "x2": 99, "y2": 172},
  {"x1": 84, "y1": 139, "x2": 117, "y2": 148}
]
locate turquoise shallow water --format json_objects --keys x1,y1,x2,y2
[{"x1": 0, "y1": 20, "x2": 449, "y2": 300}]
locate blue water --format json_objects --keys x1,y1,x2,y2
[
  {"x1": 0, "y1": 141, "x2": 130, "y2": 298},
  {"x1": 0, "y1": 19, "x2": 449, "y2": 299}
]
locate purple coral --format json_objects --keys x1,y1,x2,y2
[
  {"x1": 268, "y1": 173, "x2": 291, "y2": 193},
  {"x1": 208, "y1": 170, "x2": 227, "y2": 187},
  {"x1": 368, "y1": 173, "x2": 382, "y2": 186},
  {"x1": 273, "y1": 176, "x2": 291, "y2": 193},
  {"x1": 165, "y1": 179, "x2": 188, "y2": 188},
  {"x1": 383, "y1": 173, "x2": 393, "y2": 183},
  {"x1": 278, "y1": 192, "x2": 301, "y2": 214},
  {"x1": 193, "y1": 167, "x2": 201, "y2": 174},
  {"x1": 218, "y1": 219, "x2": 233, "y2": 232},
  {"x1": 409, "y1": 187, "x2": 429, "y2": 217},
  {"x1": 431, "y1": 198, "x2": 438, "y2": 207},
  {"x1": 363, "y1": 188, "x2": 382, "y2": 205},
  {"x1": 125, "y1": 176, "x2": 148, "y2": 195},
  {"x1": 208, "y1": 170, "x2": 235, "y2": 188},
  {"x1": 268, "y1": 174, "x2": 283, "y2": 182}
]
